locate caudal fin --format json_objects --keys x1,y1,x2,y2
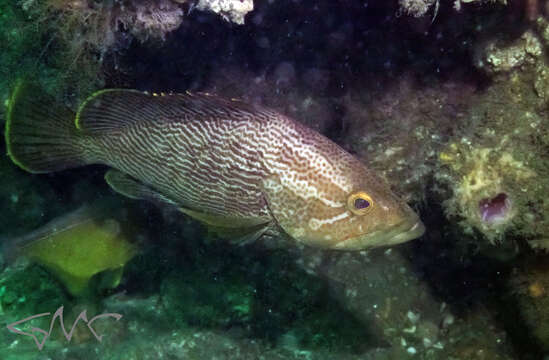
[{"x1": 5, "y1": 81, "x2": 88, "y2": 173}]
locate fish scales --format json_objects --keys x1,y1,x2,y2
[
  {"x1": 90, "y1": 94, "x2": 273, "y2": 222},
  {"x1": 5, "y1": 83, "x2": 425, "y2": 249},
  {"x1": 97, "y1": 93, "x2": 326, "y2": 223}
]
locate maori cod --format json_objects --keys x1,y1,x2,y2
[{"x1": 5, "y1": 82, "x2": 425, "y2": 250}]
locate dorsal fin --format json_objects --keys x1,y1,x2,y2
[{"x1": 75, "y1": 89, "x2": 272, "y2": 134}]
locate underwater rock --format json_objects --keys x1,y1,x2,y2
[
  {"x1": 474, "y1": 30, "x2": 543, "y2": 76},
  {"x1": 438, "y1": 143, "x2": 534, "y2": 243},
  {"x1": 533, "y1": 62, "x2": 549, "y2": 102},
  {"x1": 344, "y1": 74, "x2": 475, "y2": 203},
  {"x1": 196, "y1": 0, "x2": 254, "y2": 24},
  {"x1": 160, "y1": 269, "x2": 255, "y2": 328},
  {"x1": 534, "y1": 16, "x2": 549, "y2": 48},
  {"x1": 0, "y1": 264, "x2": 69, "y2": 322},
  {"x1": 398, "y1": 0, "x2": 507, "y2": 18},
  {"x1": 435, "y1": 65, "x2": 549, "y2": 249},
  {"x1": 0, "y1": 0, "x2": 100, "y2": 104},
  {"x1": 37, "y1": 0, "x2": 188, "y2": 45},
  {"x1": 398, "y1": 0, "x2": 437, "y2": 18},
  {"x1": 0, "y1": 158, "x2": 61, "y2": 235},
  {"x1": 509, "y1": 260, "x2": 549, "y2": 352},
  {"x1": 42, "y1": 324, "x2": 390, "y2": 360},
  {"x1": 119, "y1": 0, "x2": 185, "y2": 42},
  {"x1": 293, "y1": 247, "x2": 515, "y2": 359},
  {"x1": 3, "y1": 0, "x2": 250, "y2": 103}
]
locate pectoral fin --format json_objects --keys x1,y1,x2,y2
[
  {"x1": 105, "y1": 169, "x2": 277, "y2": 246},
  {"x1": 229, "y1": 222, "x2": 276, "y2": 246},
  {"x1": 206, "y1": 221, "x2": 279, "y2": 246},
  {"x1": 178, "y1": 207, "x2": 267, "y2": 228},
  {"x1": 105, "y1": 169, "x2": 176, "y2": 205}
]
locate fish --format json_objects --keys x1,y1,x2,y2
[
  {"x1": 2, "y1": 205, "x2": 137, "y2": 296},
  {"x1": 4, "y1": 81, "x2": 425, "y2": 250}
]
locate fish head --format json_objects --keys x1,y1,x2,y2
[
  {"x1": 263, "y1": 142, "x2": 425, "y2": 250},
  {"x1": 322, "y1": 167, "x2": 426, "y2": 250}
]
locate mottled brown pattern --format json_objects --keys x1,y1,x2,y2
[{"x1": 7, "y1": 85, "x2": 425, "y2": 249}]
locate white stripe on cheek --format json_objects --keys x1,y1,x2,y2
[
  {"x1": 308, "y1": 211, "x2": 350, "y2": 231},
  {"x1": 318, "y1": 198, "x2": 344, "y2": 208}
]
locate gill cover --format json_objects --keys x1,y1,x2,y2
[{"x1": 262, "y1": 176, "x2": 351, "y2": 248}]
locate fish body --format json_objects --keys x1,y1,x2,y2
[{"x1": 5, "y1": 82, "x2": 425, "y2": 250}]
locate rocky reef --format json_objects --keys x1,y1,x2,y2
[
  {"x1": 0, "y1": 0, "x2": 254, "y2": 112},
  {"x1": 2, "y1": 0, "x2": 549, "y2": 359},
  {"x1": 435, "y1": 25, "x2": 549, "y2": 251}
]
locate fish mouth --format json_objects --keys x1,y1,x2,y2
[
  {"x1": 333, "y1": 218, "x2": 426, "y2": 250},
  {"x1": 383, "y1": 220, "x2": 425, "y2": 246}
]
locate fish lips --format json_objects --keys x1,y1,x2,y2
[{"x1": 332, "y1": 218, "x2": 426, "y2": 250}]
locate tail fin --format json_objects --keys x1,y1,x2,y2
[{"x1": 5, "y1": 80, "x2": 88, "y2": 173}]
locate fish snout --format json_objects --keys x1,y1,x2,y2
[
  {"x1": 332, "y1": 204, "x2": 425, "y2": 250},
  {"x1": 382, "y1": 216, "x2": 425, "y2": 246},
  {"x1": 381, "y1": 203, "x2": 425, "y2": 245}
]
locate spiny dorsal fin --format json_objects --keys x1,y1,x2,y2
[{"x1": 75, "y1": 89, "x2": 272, "y2": 134}]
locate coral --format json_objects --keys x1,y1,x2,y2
[{"x1": 196, "y1": 0, "x2": 254, "y2": 24}]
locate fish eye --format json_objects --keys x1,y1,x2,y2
[{"x1": 347, "y1": 191, "x2": 374, "y2": 216}]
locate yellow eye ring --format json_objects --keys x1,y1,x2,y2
[{"x1": 347, "y1": 191, "x2": 374, "y2": 216}]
